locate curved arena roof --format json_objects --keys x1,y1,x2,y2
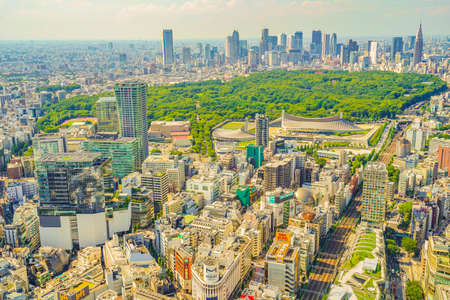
[{"x1": 281, "y1": 111, "x2": 361, "y2": 132}]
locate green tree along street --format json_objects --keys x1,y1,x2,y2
[
  {"x1": 399, "y1": 201, "x2": 413, "y2": 230},
  {"x1": 36, "y1": 70, "x2": 446, "y2": 156},
  {"x1": 369, "y1": 122, "x2": 387, "y2": 146},
  {"x1": 401, "y1": 237, "x2": 418, "y2": 254},
  {"x1": 386, "y1": 239, "x2": 401, "y2": 257},
  {"x1": 406, "y1": 281, "x2": 424, "y2": 300}
]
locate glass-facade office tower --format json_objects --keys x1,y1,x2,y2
[
  {"x1": 311, "y1": 30, "x2": 322, "y2": 57},
  {"x1": 83, "y1": 136, "x2": 138, "y2": 179},
  {"x1": 392, "y1": 37, "x2": 403, "y2": 60},
  {"x1": 114, "y1": 82, "x2": 148, "y2": 169},
  {"x1": 36, "y1": 152, "x2": 106, "y2": 209},
  {"x1": 162, "y1": 29, "x2": 174, "y2": 66},
  {"x1": 96, "y1": 97, "x2": 119, "y2": 133}
]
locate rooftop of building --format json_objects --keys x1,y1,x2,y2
[
  {"x1": 38, "y1": 152, "x2": 102, "y2": 162},
  {"x1": 266, "y1": 239, "x2": 298, "y2": 262}
]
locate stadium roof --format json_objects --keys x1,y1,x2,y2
[{"x1": 281, "y1": 110, "x2": 361, "y2": 132}]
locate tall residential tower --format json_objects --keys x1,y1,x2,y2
[
  {"x1": 114, "y1": 82, "x2": 148, "y2": 168},
  {"x1": 362, "y1": 162, "x2": 391, "y2": 226},
  {"x1": 255, "y1": 113, "x2": 269, "y2": 148}
]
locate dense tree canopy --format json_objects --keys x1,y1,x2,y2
[
  {"x1": 36, "y1": 83, "x2": 81, "y2": 93},
  {"x1": 406, "y1": 281, "x2": 424, "y2": 300},
  {"x1": 36, "y1": 70, "x2": 446, "y2": 155}
]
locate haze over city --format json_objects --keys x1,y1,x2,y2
[{"x1": 1, "y1": 0, "x2": 449, "y2": 40}]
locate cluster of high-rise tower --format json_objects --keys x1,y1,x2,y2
[{"x1": 160, "y1": 24, "x2": 424, "y2": 67}]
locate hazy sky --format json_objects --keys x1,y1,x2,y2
[{"x1": 0, "y1": 0, "x2": 448, "y2": 40}]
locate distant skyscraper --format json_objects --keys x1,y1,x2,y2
[
  {"x1": 347, "y1": 39, "x2": 359, "y2": 52},
  {"x1": 392, "y1": 37, "x2": 403, "y2": 60},
  {"x1": 260, "y1": 28, "x2": 269, "y2": 54},
  {"x1": 255, "y1": 113, "x2": 269, "y2": 148},
  {"x1": 239, "y1": 40, "x2": 248, "y2": 58},
  {"x1": 231, "y1": 30, "x2": 240, "y2": 62},
  {"x1": 182, "y1": 46, "x2": 192, "y2": 65},
  {"x1": 311, "y1": 30, "x2": 322, "y2": 56},
  {"x1": 248, "y1": 49, "x2": 259, "y2": 67},
  {"x1": 321, "y1": 33, "x2": 330, "y2": 58},
  {"x1": 330, "y1": 33, "x2": 337, "y2": 57},
  {"x1": 367, "y1": 40, "x2": 378, "y2": 64},
  {"x1": 362, "y1": 162, "x2": 390, "y2": 226},
  {"x1": 340, "y1": 45, "x2": 350, "y2": 65},
  {"x1": 162, "y1": 29, "x2": 174, "y2": 66},
  {"x1": 406, "y1": 36, "x2": 416, "y2": 51},
  {"x1": 114, "y1": 82, "x2": 148, "y2": 168},
  {"x1": 413, "y1": 23, "x2": 423, "y2": 65},
  {"x1": 96, "y1": 97, "x2": 119, "y2": 133},
  {"x1": 279, "y1": 33, "x2": 287, "y2": 49},
  {"x1": 261, "y1": 28, "x2": 269, "y2": 41},
  {"x1": 225, "y1": 36, "x2": 232, "y2": 59},
  {"x1": 204, "y1": 44, "x2": 211, "y2": 60},
  {"x1": 293, "y1": 31, "x2": 303, "y2": 50}
]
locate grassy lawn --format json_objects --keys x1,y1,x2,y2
[
  {"x1": 355, "y1": 290, "x2": 375, "y2": 300},
  {"x1": 355, "y1": 245, "x2": 375, "y2": 252},
  {"x1": 358, "y1": 237, "x2": 376, "y2": 244},
  {"x1": 360, "y1": 232, "x2": 376, "y2": 239},
  {"x1": 350, "y1": 251, "x2": 375, "y2": 267},
  {"x1": 222, "y1": 122, "x2": 244, "y2": 130},
  {"x1": 356, "y1": 241, "x2": 376, "y2": 249}
]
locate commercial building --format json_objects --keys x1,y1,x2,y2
[
  {"x1": 264, "y1": 158, "x2": 292, "y2": 192},
  {"x1": 32, "y1": 133, "x2": 66, "y2": 160},
  {"x1": 114, "y1": 82, "x2": 148, "y2": 169},
  {"x1": 4, "y1": 203, "x2": 40, "y2": 252},
  {"x1": 392, "y1": 37, "x2": 403, "y2": 60},
  {"x1": 174, "y1": 247, "x2": 194, "y2": 293},
  {"x1": 246, "y1": 144, "x2": 264, "y2": 168},
  {"x1": 406, "y1": 128, "x2": 426, "y2": 151},
  {"x1": 362, "y1": 162, "x2": 389, "y2": 226},
  {"x1": 421, "y1": 233, "x2": 450, "y2": 299},
  {"x1": 36, "y1": 152, "x2": 130, "y2": 250},
  {"x1": 191, "y1": 235, "x2": 251, "y2": 300},
  {"x1": 83, "y1": 135, "x2": 139, "y2": 179},
  {"x1": 162, "y1": 29, "x2": 174, "y2": 66},
  {"x1": 36, "y1": 152, "x2": 107, "y2": 207},
  {"x1": 413, "y1": 23, "x2": 423, "y2": 65},
  {"x1": 265, "y1": 232, "x2": 300, "y2": 294},
  {"x1": 186, "y1": 175, "x2": 220, "y2": 205},
  {"x1": 255, "y1": 113, "x2": 269, "y2": 147},
  {"x1": 96, "y1": 97, "x2": 119, "y2": 133},
  {"x1": 142, "y1": 155, "x2": 185, "y2": 191},
  {"x1": 437, "y1": 146, "x2": 450, "y2": 170},
  {"x1": 311, "y1": 30, "x2": 322, "y2": 57},
  {"x1": 141, "y1": 172, "x2": 169, "y2": 214}
]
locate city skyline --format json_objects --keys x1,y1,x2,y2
[{"x1": 0, "y1": 0, "x2": 449, "y2": 40}]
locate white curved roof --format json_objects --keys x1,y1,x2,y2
[{"x1": 282, "y1": 111, "x2": 361, "y2": 132}]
